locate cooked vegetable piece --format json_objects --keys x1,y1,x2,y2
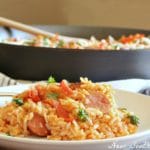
[
  {"x1": 120, "y1": 33, "x2": 145, "y2": 44},
  {"x1": 27, "y1": 89, "x2": 40, "y2": 102},
  {"x1": 118, "y1": 107, "x2": 127, "y2": 113},
  {"x1": 13, "y1": 98, "x2": 23, "y2": 106},
  {"x1": 48, "y1": 76, "x2": 56, "y2": 83},
  {"x1": 43, "y1": 37, "x2": 50, "y2": 46},
  {"x1": 6, "y1": 133, "x2": 11, "y2": 136},
  {"x1": 77, "y1": 108, "x2": 89, "y2": 121},
  {"x1": 128, "y1": 115, "x2": 139, "y2": 125},
  {"x1": 56, "y1": 103, "x2": 73, "y2": 122},
  {"x1": 119, "y1": 107, "x2": 127, "y2": 111},
  {"x1": 60, "y1": 80, "x2": 73, "y2": 95},
  {"x1": 77, "y1": 41, "x2": 82, "y2": 46},
  {"x1": 47, "y1": 93, "x2": 59, "y2": 100},
  {"x1": 57, "y1": 40, "x2": 64, "y2": 48}
]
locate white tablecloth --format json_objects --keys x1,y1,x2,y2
[{"x1": 0, "y1": 72, "x2": 150, "y2": 93}]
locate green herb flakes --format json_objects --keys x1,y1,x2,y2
[
  {"x1": 48, "y1": 76, "x2": 56, "y2": 83},
  {"x1": 128, "y1": 115, "x2": 139, "y2": 126},
  {"x1": 77, "y1": 108, "x2": 89, "y2": 121},
  {"x1": 43, "y1": 37, "x2": 50, "y2": 46},
  {"x1": 57, "y1": 40, "x2": 64, "y2": 48},
  {"x1": 6, "y1": 132, "x2": 11, "y2": 136},
  {"x1": 47, "y1": 93, "x2": 59, "y2": 100},
  {"x1": 13, "y1": 98, "x2": 23, "y2": 106}
]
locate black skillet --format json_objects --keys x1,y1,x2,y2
[{"x1": 0, "y1": 25, "x2": 150, "y2": 82}]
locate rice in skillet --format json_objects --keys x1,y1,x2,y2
[{"x1": 0, "y1": 77, "x2": 139, "y2": 140}]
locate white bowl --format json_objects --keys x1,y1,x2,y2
[{"x1": 0, "y1": 85, "x2": 150, "y2": 150}]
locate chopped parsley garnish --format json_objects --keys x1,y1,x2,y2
[
  {"x1": 6, "y1": 132, "x2": 11, "y2": 136},
  {"x1": 57, "y1": 40, "x2": 64, "y2": 48},
  {"x1": 77, "y1": 41, "x2": 82, "y2": 46},
  {"x1": 47, "y1": 93, "x2": 59, "y2": 100},
  {"x1": 119, "y1": 107, "x2": 127, "y2": 110},
  {"x1": 128, "y1": 115, "x2": 139, "y2": 126},
  {"x1": 77, "y1": 108, "x2": 89, "y2": 121},
  {"x1": 13, "y1": 98, "x2": 23, "y2": 106},
  {"x1": 112, "y1": 44, "x2": 119, "y2": 50},
  {"x1": 48, "y1": 76, "x2": 56, "y2": 83},
  {"x1": 43, "y1": 37, "x2": 50, "y2": 46},
  {"x1": 23, "y1": 39, "x2": 35, "y2": 46},
  {"x1": 119, "y1": 107, "x2": 127, "y2": 112}
]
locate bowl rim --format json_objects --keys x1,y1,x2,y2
[{"x1": 0, "y1": 42, "x2": 150, "y2": 52}]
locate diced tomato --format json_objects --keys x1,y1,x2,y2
[
  {"x1": 134, "y1": 33, "x2": 145, "y2": 39},
  {"x1": 120, "y1": 35, "x2": 134, "y2": 44},
  {"x1": 98, "y1": 43, "x2": 105, "y2": 49},
  {"x1": 60, "y1": 80, "x2": 73, "y2": 96},
  {"x1": 27, "y1": 113, "x2": 49, "y2": 137},
  {"x1": 35, "y1": 85, "x2": 46, "y2": 98},
  {"x1": 120, "y1": 34, "x2": 145, "y2": 44},
  {"x1": 56, "y1": 103, "x2": 73, "y2": 122},
  {"x1": 27, "y1": 89, "x2": 40, "y2": 102},
  {"x1": 86, "y1": 91, "x2": 111, "y2": 113}
]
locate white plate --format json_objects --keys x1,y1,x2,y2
[{"x1": 0, "y1": 85, "x2": 150, "y2": 150}]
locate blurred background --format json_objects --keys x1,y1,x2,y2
[{"x1": 0, "y1": 0, "x2": 150, "y2": 29}]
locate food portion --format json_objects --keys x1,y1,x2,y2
[
  {"x1": 1, "y1": 33, "x2": 150, "y2": 50},
  {"x1": 0, "y1": 77, "x2": 139, "y2": 140}
]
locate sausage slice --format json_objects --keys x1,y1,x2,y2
[{"x1": 27, "y1": 113, "x2": 49, "y2": 137}]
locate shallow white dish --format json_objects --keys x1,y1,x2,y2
[{"x1": 0, "y1": 85, "x2": 150, "y2": 150}]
